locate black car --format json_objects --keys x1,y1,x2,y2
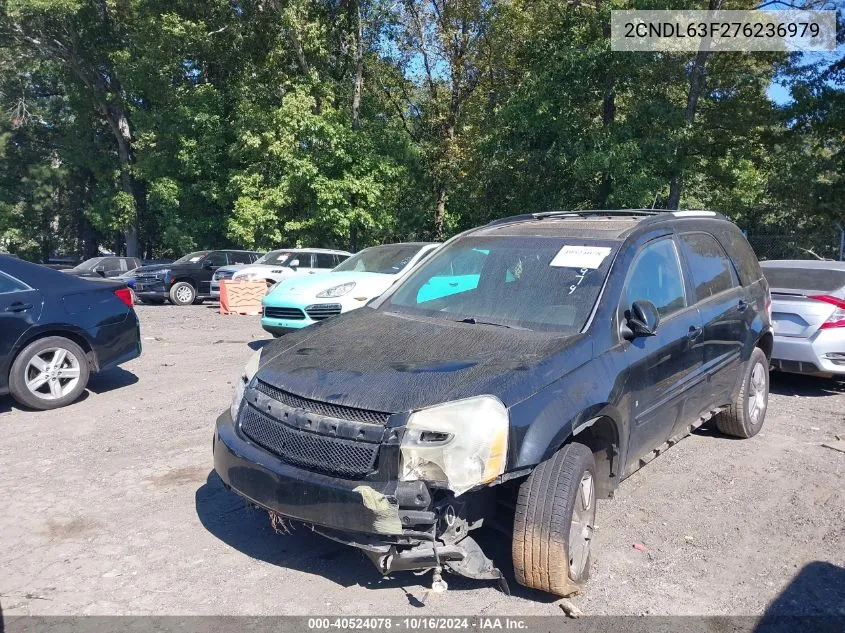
[
  {"x1": 132, "y1": 250, "x2": 261, "y2": 306},
  {"x1": 63, "y1": 256, "x2": 142, "y2": 279},
  {"x1": 0, "y1": 255, "x2": 141, "y2": 410},
  {"x1": 213, "y1": 210, "x2": 772, "y2": 596}
]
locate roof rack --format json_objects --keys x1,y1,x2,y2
[{"x1": 487, "y1": 209, "x2": 663, "y2": 227}]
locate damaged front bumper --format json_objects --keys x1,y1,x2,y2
[{"x1": 213, "y1": 409, "x2": 505, "y2": 585}]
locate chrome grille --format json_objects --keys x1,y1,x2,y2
[
  {"x1": 263, "y1": 306, "x2": 306, "y2": 320},
  {"x1": 305, "y1": 303, "x2": 342, "y2": 321},
  {"x1": 239, "y1": 404, "x2": 379, "y2": 478},
  {"x1": 255, "y1": 380, "x2": 391, "y2": 425}
]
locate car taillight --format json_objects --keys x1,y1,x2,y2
[
  {"x1": 809, "y1": 294, "x2": 845, "y2": 329},
  {"x1": 114, "y1": 287, "x2": 134, "y2": 308}
]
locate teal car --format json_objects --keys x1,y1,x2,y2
[{"x1": 261, "y1": 243, "x2": 439, "y2": 335}]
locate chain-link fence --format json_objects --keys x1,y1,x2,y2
[{"x1": 744, "y1": 227, "x2": 845, "y2": 262}]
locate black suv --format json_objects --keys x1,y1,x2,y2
[
  {"x1": 213, "y1": 210, "x2": 772, "y2": 596},
  {"x1": 133, "y1": 250, "x2": 260, "y2": 306}
]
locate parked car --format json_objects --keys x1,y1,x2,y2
[
  {"x1": 761, "y1": 260, "x2": 845, "y2": 377},
  {"x1": 210, "y1": 248, "x2": 351, "y2": 298},
  {"x1": 0, "y1": 254, "x2": 141, "y2": 410},
  {"x1": 131, "y1": 250, "x2": 261, "y2": 306},
  {"x1": 260, "y1": 243, "x2": 438, "y2": 336},
  {"x1": 63, "y1": 256, "x2": 142, "y2": 279},
  {"x1": 214, "y1": 210, "x2": 772, "y2": 596}
]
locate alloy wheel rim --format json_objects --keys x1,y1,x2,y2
[
  {"x1": 568, "y1": 471, "x2": 596, "y2": 578},
  {"x1": 176, "y1": 285, "x2": 193, "y2": 303},
  {"x1": 748, "y1": 362, "x2": 767, "y2": 424},
  {"x1": 24, "y1": 347, "x2": 81, "y2": 400}
]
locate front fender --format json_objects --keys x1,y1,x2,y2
[{"x1": 508, "y1": 354, "x2": 627, "y2": 471}]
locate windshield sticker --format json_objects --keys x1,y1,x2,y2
[
  {"x1": 550, "y1": 245, "x2": 612, "y2": 269},
  {"x1": 189, "y1": 256, "x2": 202, "y2": 263}
]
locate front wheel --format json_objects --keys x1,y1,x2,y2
[
  {"x1": 9, "y1": 336, "x2": 91, "y2": 410},
  {"x1": 512, "y1": 442, "x2": 596, "y2": 596},
  {"x1": 169, "y1": 281, "x2": 196, "y2": 306},
  {"x1": 714, "y1": 346, "x2": 769, "y2": 438}
]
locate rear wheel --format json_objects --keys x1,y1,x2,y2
[
  {"x1": 169, "y1": 281, "x2": 196, "y2": 306},
  {"x1": 512, "y1": 442, "x2": 596, "y2": 596},
  {"x1": 9, "y1": 337, "x2": 91, "y2": 410},
  {"x1": 714, "y1": 347, "x2": 769, "y2": 438}
]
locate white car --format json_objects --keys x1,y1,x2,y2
[
  {"x1": 211, "y1": 248, "x2": 351, "y2": 297},
  {"x1": 261, "y1": 242, "x2": 440, "y2": 335}
]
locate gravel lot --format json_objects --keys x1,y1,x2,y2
[{"x1": 1, "y1": 304, "x2": 844, "y2": 617}]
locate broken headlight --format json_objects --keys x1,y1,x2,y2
[
  {"x1": 230, "y1": 349, "x2": 261, "y2": 420},
  {"x1": 399, "y1": 396, "x2": 509, "y2": 496}
]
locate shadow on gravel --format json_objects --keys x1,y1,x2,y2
[
  {"x1": 194, "y1": 471, "x2": 552, "y2": 605},
  {"x1": 769, "y1": 372, "x2": 845, "y2": 398},
  {"x1": 87, "y1": 367, "x2": 139, "y2": 394},
  {"x1": 756, "y1": 561, "x2": 845, "y2": 632}
]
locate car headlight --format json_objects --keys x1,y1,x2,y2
[
  {"x1": 399, "y1": 396, "x2": 508, "y2": 496},
  {"x1": 236, "y1": 271, "x2": 261, "y2": 281},
  {"x1": 316, "y1": 282, "x2": 356, "y2": 298},
  {"x1": 230, "y1": 350, "x2": 261, "y2": 420},
  {"x1": 156, "y1": 268, "x2": 171, "y2": 278}
]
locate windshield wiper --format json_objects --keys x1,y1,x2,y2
[{"x1": 457, "y1": 317, "x2": 529, "y2": 330}]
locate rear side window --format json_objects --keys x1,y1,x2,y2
[
  {"x1": 718, "y1": 229, "x2": 762, "y2": 285},
  {"x1": 679, "y1": 233, "x2": 737, "y2": 301},
  {"x1": 0, "y1": 271, "x2": 29, "y2": 294},
  {"x1": 315, "y1": 254, "x2": 336, "y2": 268},
  {"x1": 624, "y1": 239, "x2": 687, "y2": 318},
  {"x1": 227, "y1": 251, "x2": 252, "y2": 265}
]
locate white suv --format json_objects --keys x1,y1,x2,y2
[{"x1": 231, "y1": 248, "x2": 351, "y2": 287}]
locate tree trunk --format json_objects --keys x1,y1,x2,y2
[
  {"x1": 434, "y1": 182, "x2": 447, "y2": 241},
  {"x1": 102, "y1": 103, "x2": 140, "y2": 256},
  {"x1": 351, "y1": 0, "x2": 364, "y2": 130},
  {"x1": 667, "y1": 0, "x2": 722, "y2": 210},
  {"x1": 596, "y1": 12, "x2": 615, "y2": 209}
]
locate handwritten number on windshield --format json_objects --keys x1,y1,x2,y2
[{"x1": 569, "y1": 268, "x2": 589, "y2": 295}]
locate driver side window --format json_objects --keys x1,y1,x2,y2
[{"x1": 624, "y1": 239, "x2": 687, "y2": 318}]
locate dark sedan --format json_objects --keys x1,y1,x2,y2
[
  {"x1": 63, "y1": 256, "x2": 142, "y2": 279},
  {"x1": 0, "y1": 255, "x2": 142, "y2": 410}
]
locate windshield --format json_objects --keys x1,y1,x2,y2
[
  {"x1": 334, "y1": 244, "x2": 426, "y2": 275},
  {"x1": 256, "y1": 250, "x2": 294, "y2": 265},
  {"x1": 72, "y1": 257, "x2": 103, "y2": 272},
  {"x1": 380, "y1": 236, "x2": 617, "y2": 333},
  {"x1": 173, "y1": 251, "x2": 209, "y2": 264}
]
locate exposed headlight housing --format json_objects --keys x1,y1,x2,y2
[
  {"x1": 400, "y1": 396, "x2": 509, "y2": 496},
  {"x1": 316, "y1": 282, "x2": 356, "y2": 298},
  {"x1": 230, "y1": 350, "x2": 261, "y2": 420}
]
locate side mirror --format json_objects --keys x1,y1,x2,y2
[
  {"x1": 623, "y1": 299, "x2": 660, "y2": 340},
  {"x1": 289, "y1": 259, "x2": 300, "y2": 270},
  {"x1": 202, "y1": 260, "x2": 215, "y2": 270},
  {"x1": 93, "y1": 265, "x2": 105, "y2": 276}
]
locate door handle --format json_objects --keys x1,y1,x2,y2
[
  {"x1": 737, "y1": 299, "x2": 749, "y2": 312},
  {"x1": 688, "y1": 325, "x2": 703, "y2": 340},
  {"x1": 6, "y1": 302, "x2": 32, "y2": 313}
]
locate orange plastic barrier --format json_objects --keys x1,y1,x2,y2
[{"x1": 219, "y1": 280, "x2": 266, "y2": 315}]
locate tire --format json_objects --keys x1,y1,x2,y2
[
  {"x1": 169, "y1": 281, "x2": 196, "y2": 306},
  {"x1": 714, "y1": 347, "x2": 769, "y2": 438},
  {"x1": 512, "y1": 442, "x2": 597, "y2": 596},
  {"x1": 9, "y1": 336, "x2": 91, "y2": 410}
]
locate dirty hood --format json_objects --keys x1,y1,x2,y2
[{"x1": 257, "y1": 308, "x2": 584, "y2": 414}]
